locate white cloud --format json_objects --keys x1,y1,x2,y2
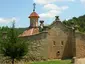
[
  {"x1": 43, "y1": 4, "x2": 68, "y2": 10},
  {"x1": 80, "y1": 0, "x2": 85, "y2": 2},
  {"x1": 39, "y1": 10, "x2": 61, "y2": 19},
  {"x1": 33, "y1": 0, "x2": 70, "y2": 19},
  {"x1": 34, "y1": 0, "x2": 56, "y2": 4},
  {"x1": 80, "y1": 0, "x2": 85, "y2": 5},
  {"x1": 34, "y1": 0, "x2": 75, "y2": 4},
  {"x1": 43, "y1": 4, "x2": 61, "y2": 10},
  {"x1": 0, "y1": 17, "x2": 17, "y2": 24},
  {"x1": 61, "y1": 6, "x2": 69, "y2": 10},
  {"x1": 39, "y1": 4, "x2": 68, "y2": 19}
]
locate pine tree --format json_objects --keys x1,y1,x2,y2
[{"x1": 0, "y1": 21, "x2": 28, "y2": 64}]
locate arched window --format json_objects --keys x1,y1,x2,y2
[
  {"x1": 53, "y1": 41, "x2": 56, "y2": 45},
  {"x1": 61, "y1": 41, "x2": 64, "y2": 45}
]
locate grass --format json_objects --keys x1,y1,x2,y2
[{"x1": 25, "y1": 59, "x2": 72, "y2": 64}]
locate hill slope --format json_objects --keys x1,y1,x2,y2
[{"x1": 62, "y1": 15, "x2": 85, "y2": 32}]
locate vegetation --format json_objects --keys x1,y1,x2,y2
[
  {"x1": 25, "y1": 60, "x2": 72, "y2": 64},
  {"x1": 0, "y1": 22, "x2": 28, "y2": 64},
  {"x1": 0, "y1": 26, "x2": 27, "y2": 36},
  {"x1": 62, "y1": 15, "x2": 85, "y2": 33}
]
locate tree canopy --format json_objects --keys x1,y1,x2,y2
[{"x1": 62, "y1": 15, "x2": 85, "y2": 32}]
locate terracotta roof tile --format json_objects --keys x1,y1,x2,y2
[
  {"x1": 19, "y1": 28, "x2": 39, "y2": 37},
  {"x1": 29, "y1": 12, "x2": 39, "y2": 18}
]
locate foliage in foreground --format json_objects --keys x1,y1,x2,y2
[{"x1": 0, "y1": 22, "x2": 28, "y2": 64}]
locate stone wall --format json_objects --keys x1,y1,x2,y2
[
  {"x1": 47, "y1": 21, "x2": 73, "y2": 59},
  {"x1": 74, "y1": 58, "x2": 85, "y2": 64},
  {"x1": 76, "y1": 33, "x2": 85, "y2": 58},
  {"x1": 21, "y1": 21, "x2": 74, "y2": 60},
  {"x1": 62, "y1": 29, "x2": 73, "y2": 59},
  {"x1": 22, "y1": 32, "x2": 49, "y2": 60}
]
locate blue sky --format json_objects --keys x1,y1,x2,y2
[{"x1": 0, "y1": 0, "x2": 85, "y2": 28}]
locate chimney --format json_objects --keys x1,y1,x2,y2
[
  {"x1": 55, "y1": 16, "x2": 60, "y2": 21},
  {"x1": 40, "y1": 20, "x2": 44, "y2": 29}
]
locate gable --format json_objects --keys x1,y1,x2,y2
[{"x1": 49, "y1": 21, "x2": 70, "y2": 34}]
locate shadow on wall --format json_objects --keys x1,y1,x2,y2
[{"x1": 62, "y1": 30, "x2": 73, "y2": 59}]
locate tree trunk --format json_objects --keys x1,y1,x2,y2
[{"x1": 12, "y1": 59, "x2": 14, "y2": 64}]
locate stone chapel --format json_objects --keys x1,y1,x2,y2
[{"x1": 19, "y1": 3, "x2": 85, "y2": 60}]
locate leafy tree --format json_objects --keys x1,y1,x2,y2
[
  {"x1": 62, "y1": 14, "x2": 85, "y2": 32},
  {"x1": 0, "y1": 22, "x2": 28, "y2": 64}
]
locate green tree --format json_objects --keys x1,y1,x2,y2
[
  {"x1": 62, "y1": 15, "x2": 85, "y2": 32},
  {"x1": 0, "y1": 22, "x2": 28, "y2": 64}
]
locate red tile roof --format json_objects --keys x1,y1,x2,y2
[
  {"x1": 19, "y1": 28, "x2": 39, "y2": 37},
  {"x1": 29, "y1": 12, "x2": 39, "y2": 18}
]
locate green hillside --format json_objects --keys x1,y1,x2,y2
[{"x1": 62, "y1": 15, "x2": 85, "y2": 32}]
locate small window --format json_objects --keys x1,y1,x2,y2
[
  {"x1": 61, "y1": 41, "x2": 64, "y2": 45},
  {"x1": 53, "y1": 41, "x2": 56, "y2": 45},
  {"x1": 57, "y1": 51, "x2": 60, "y2": 55}
]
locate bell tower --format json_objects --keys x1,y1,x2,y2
[{"x1": 29, "y1": 3, "x2": 39, "y2": 28}]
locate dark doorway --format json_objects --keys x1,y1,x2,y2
[{"x1": 56, "y1": 51, "x2": 60, "y2": 59}]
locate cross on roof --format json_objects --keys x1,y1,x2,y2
[{"x1": 33, "y1": 3, "x2": 36, "y2": 12}]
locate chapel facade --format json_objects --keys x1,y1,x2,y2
[{"x1": 19, "y1": 3, "x2": 85, "y2": 60}]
